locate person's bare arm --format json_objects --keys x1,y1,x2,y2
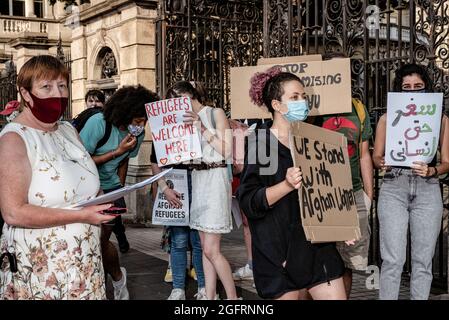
[
  {"x1": 0, "y1": 133, "x2": 115, "y2": 228},
  {"x1": 373, "y1": 114, "x2": 387, "y2": 170},
  {"x1": 202, "y1": 108, "x2": 232, "y2": 159},
  {"x1": 266, "y1": 167, "x2": 302, "y2": 206},
  {"x1": 118, "y1": 157, "x2": 129, "y2": 186},
  {"x1": 360, "y1": 140, "x2": 374, "y2": 200},
  {"x1": 436, "y1": 115, "x2": 449, "y2": 175},
  {"x1": 184, "y1": 108, "x2": 232, "y2": 159},
  {"x1": 150, "y1": 163, "x2": 183, "y2": 208}
]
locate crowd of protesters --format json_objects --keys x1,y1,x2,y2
[{"x1": 0, "y1": 53, "x2": 446, "y2": 301}]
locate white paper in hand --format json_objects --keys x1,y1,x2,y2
[{"x1": 72, "y1": 168, "x2": 172, "y2": 208}]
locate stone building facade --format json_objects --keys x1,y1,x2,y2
[{"x1": 0, "y1": 0, "x2": 159, "y2": 223}]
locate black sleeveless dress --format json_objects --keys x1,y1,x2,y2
[{"x1": 237, "y1": 121, "x2": 345, "y2": 299}]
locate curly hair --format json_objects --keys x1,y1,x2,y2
[
  {"x1": 103, "y1": 85, "x2": 159, "y2": 128},
  {"x1": 392, "y1": 63, "x2": 433, "y2": 92},
  {"x1": 249, "y1": 67, "x2": 304, "y2": 114}
]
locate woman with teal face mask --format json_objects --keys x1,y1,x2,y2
[{"x1": 238, "y1": 67, "x2": 347, "y2": 300}]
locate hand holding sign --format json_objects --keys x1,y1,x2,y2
[
  {"x1": 378, "y1": 156, "x2": 391, "y2": 172},
  {"x1": 286, "y1": 167, "x2": 303, "y2": 190},
  {"x1": 182, "y1": 110, "x2": 203, "y2": 133},
  {"x1": 164, "y1": 188, "x2": 183, "y2": 208},
  {"x1": 410, "y1": 161, "x2": 432, "y2": 177}
]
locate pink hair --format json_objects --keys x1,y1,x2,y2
[{"x1": 249, "y1": 66, "x2": 282, "y2": 107}]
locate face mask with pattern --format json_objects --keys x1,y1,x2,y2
[{"x1": 128, "y1": 124, "x2": 145, "y2": 136}]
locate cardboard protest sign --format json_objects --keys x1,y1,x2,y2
[
  {"x1": 290, "y1": 121, "x2": 361, "y2": 243},
  {"x1": 152, "y1": 169, "x2": 189, "y2": 226},
  {"x1": 258, "y1": 54, "x2": 322, "y2": 65},
  {"x1": 230, "y1": 57, "x2": 351, "y2": 119},
  {"x1": 385, "y1": 92, "x2": 443, "y2": 167},
  {"x1": 146, "y1": 97, "x2": 202, "y2": 166}
]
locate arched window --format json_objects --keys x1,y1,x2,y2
[{"x1": 99, "y1": 47, "x2": 118, "y2": 79}]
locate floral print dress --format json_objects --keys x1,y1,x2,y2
[{"x1": 0, "y1": 122, "x2": 105, "y2": 300}]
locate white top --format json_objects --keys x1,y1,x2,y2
[{"x1": 189, "y1": 107, "x2": 233, "y2": 234}]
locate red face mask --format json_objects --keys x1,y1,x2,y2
[{"x1": 28, "y1": 92, "x2": 68, "y2": 124}]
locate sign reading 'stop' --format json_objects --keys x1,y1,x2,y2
[
  {"x1": 230, "y1": 56, "x2": 352, "y2": 119},
  {"x1": 146, "y1": 97, "x2": 203, "y2": 167}
]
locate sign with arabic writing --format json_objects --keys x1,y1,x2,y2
[{"x1": 385, "y1": 92, "x2": 443, "y2": 167}]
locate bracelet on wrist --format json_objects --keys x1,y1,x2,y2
[{"x1": 161, "y1": 185, "x2": 168, "y2": 193}]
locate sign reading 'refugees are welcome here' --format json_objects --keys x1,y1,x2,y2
[
  {"x1": 146, "y1": 97, "x2": 202, "y2": 167},
  {"x1": 290, "y1": 121, "x2": 361, "y2": 243}
]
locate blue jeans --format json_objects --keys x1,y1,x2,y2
[
  {"x1": 378, "y1": 168, "x2": 442, "y2": 300},
  {"x1": 170, "y1": 170, "x2": 205, "y2": 289},
  {"x1": 171, "y1": 227, "x2": 205, "y2": 289}
]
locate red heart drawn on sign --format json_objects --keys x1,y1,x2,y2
[
  {"x1": 160, "y1": 158, "x2": 168, "y2": 165},
  {"x1": 175, "y1": 155, "x2": 182, "y2": 162},
  {"x1": 190, "y1": 152, "x2": 196, "y2": 158}
]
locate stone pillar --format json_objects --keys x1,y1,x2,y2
[
  {"x1": 25, "y1": 0, "x2": 36, "y2": 17},
  {"x1": 71, "y1": 25, "x2": 87, "y2": 117},
  {"x1": 14, "y1": 46, "x2": 51, "y2": 72},
  {"x1": 54, "y1": 1, "x2": 67, "y2": 19},
  {"x1": 118, "y1": 5, "x2": 158, "y2": 223},
  {"x1": 44, "y1": 0, "x2": 53, "y2": 19}
]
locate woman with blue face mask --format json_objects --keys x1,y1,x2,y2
[
  {"x1": 237, "y1": 67, "x2": 347, "y2": 300},
  {"x1": 373, "y1": 63, "x2": 449, "y2": 300}
]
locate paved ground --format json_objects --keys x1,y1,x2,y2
[{"x1": 106, "y1": 223, "x2": 447, "y2": 300}]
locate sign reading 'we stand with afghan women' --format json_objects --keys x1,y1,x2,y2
[
  {"x1": 146, "y1": 97, "x2": 203, "y2": 167},
  {"x1": 290, "y1": 121, "x2": 361, "y2": 243}
]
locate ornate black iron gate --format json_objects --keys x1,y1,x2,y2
[
  {"x1": 157, "y1": 0, "x2": 449, "y2": 289},
  {"x1": 156, "y1": 0, "x2": 264, "y2": 114}
]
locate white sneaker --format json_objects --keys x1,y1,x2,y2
[
  {"x1": 194, "y1": 287, "x2": 207, "y2": 300},
  {"x1": 167, "y1": 288, "x2": 186, "y2": 300},
  {"x1": 113, "y1": 267, "x2": 130, "y2": 300},
  {"x1": 195, "y1": 289, "x2": 220, "y2": 300},
  {"x1": 232, "y1": 264, "x2": 253, "y2": 281}
]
